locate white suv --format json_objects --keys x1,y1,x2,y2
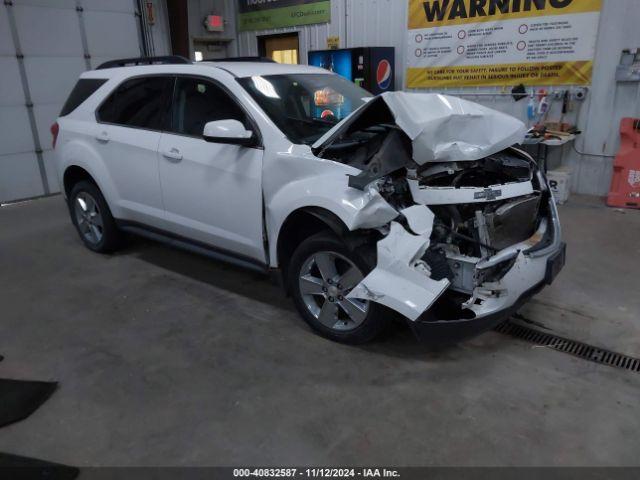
[{"x1": 52, "y1": 56, "x2": 565, "y2": 345}]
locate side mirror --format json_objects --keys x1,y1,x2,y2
[{"x1": 202, "y1": 119, "x2": 257, "y2": 147}]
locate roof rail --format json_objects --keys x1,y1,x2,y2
[
  {"x1": 96, "y1": 55, "x2": 191, "y2": 70},
  {"x1": 213, "y1": 56, "x2": 276, "y2": 63}
]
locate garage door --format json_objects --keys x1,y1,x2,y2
[{"x1": 0, "y1": 0, "x2": 144, "y2": 204}]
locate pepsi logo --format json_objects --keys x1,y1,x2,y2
[
  {"x1": 320, "y1": 109, "x2": 334, "y2": 119},
  {"x1": 376, "y1": 59, "x2": 392, "y2": 90}
]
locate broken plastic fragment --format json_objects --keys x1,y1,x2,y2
[
  {"x1": 347, "y1": 222, "x2": 450, "y2": 321},
  {"x1": 350, "y1": 184, "x2": 399, "y2": 229},
  {"x1": 400, "y1": 204, "x2": 435, "y2": 239}
]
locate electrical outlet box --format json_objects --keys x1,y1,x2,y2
[
  {"x1": 572, "y1": 87, "x2": 588, "y2": 101},
  {"x1": 616, "y1": 49, "x2": 640, "y2": 82}
]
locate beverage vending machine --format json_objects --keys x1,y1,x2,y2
[{"x1": 308, "y1": 47, "x2": 395, "y2": 95}]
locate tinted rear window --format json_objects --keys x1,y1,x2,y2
[
  {"x1": 97, "y1": 76, "x2": 173, "y2": 130},
  {"x1": 60, "y1": 79, "x2": 107, "y2": 116}
]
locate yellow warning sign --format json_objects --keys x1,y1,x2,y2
[
  {"x1": 406, "y1": 0, "x2": 601, "y2": 87},
  {"x1": 408, "y1": 0, "x2": 601, "y2": 29},
  {"x1": 407, "y1": 61, "x2": 593, "y2": 88}
]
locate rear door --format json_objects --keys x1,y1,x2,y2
[
  {"x1": 95, "y1": 75, "x2": 173, "y2": 227},
  {"x1": 157, "y1": 76, "x2": 265, "y2": 263}
]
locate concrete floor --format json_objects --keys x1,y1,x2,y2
[{"x1": 0, "y1": 194, "x2": 639, "y2": 467}]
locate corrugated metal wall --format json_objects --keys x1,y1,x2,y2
[
  {"x1": 231, "y1": 0, "x2": 406, "y2": 84},
  {"x1": 226, "y1": 0, "x2": 640, "y2": 196}
]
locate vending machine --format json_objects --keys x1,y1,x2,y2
[{"x1": 308, "y1": 47, "x2": 395, "y2": 95}]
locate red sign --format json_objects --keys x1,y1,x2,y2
[{"x1": 205, "y1": 15, "x2": 224, "y2": 31}]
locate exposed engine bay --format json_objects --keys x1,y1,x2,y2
[{"x1": 311, "y1": 92, "x2": 563, "y2": 325}]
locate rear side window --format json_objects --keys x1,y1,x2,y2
[
  {"x1": 97, "y1": 76, "x2": 173, "y2": 130},
  {"x1": 60, "y1": 78, "x2": 107, "y2": 116}
]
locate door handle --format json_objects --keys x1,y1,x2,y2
[
  {"x1": 162, "y1": 147, "x2": 183, "y2": 162},
  {"x1": 95, "y1": 131, "x2": 109, "y2": 143}
]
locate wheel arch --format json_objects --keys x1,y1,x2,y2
[
  {"x1": 57, "y1": 137, "x2": 120, "y2": 217},
  {"x1": 63, "y1": 165, "x2": 98, "y2": 198},
  {"x1": 276, "y1": 207, "x2": 350, "y2": 289}
]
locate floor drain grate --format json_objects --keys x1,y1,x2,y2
[{"x1": 495, "y1": 320, "x2": 640, "y2": 373}]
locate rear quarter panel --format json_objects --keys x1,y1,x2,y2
[{"x1": 55, "y1": 117, "x2": 123, "y2": 218}]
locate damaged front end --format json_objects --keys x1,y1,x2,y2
[{"x1": 313, "y1": 92, "x2": 566, "y2": 344}]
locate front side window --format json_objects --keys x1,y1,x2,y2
[
  {"x1": 169, "y1": 77, "x2": 247, "y2": 137},
  {"x1": 97, "y1": 76, "x2": 172, "y2": 130},
  {"x1": 238, "y1": 74, "x2": 371, "y2": 145}
]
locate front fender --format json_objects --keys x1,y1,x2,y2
[{"x1": 263, "y1": 143, "x2": 400, "y2": 268}]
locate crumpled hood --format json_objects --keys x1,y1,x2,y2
[{"x1": 313, "y1": 92, "x2": 527, "y2": 165}]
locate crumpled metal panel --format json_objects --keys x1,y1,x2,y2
[
  {"x1": 314, "y1": 92, "x2": 527, "y2": 165},
  {"x1": 350, "y1": 184, "x2": 399, "y2": 229},
  {"x1": 383, "y1": 92, "x2": 527, "y2": 164}
]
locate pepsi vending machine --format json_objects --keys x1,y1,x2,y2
[{"x1": 308, "y1": 47, "x2": 395, "y2": 95}]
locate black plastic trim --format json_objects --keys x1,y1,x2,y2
[
  {"x1": 545, "y1": 242, "x2": 567, "y2": 285},
  {"x1": 305, "y1": 207, "x2": 350, "y2": 239},
  {"x1": 115, "y1": 220, "x2": 268, "y2": 274},
  {"x1": 408, "y1": 281, "x2": 547, "y2": 346},
  {"x1": 96, "y1": 55, "x2": 191, "y2": 70}
]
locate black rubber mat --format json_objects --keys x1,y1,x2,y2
[
  {"x1": 0, "y1": 453, "x2": 78, "y2": 480},
  {"x1": 0, "y1": 379, "x2": 57, "y2": 428}
]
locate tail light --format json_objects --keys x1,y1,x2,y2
[{"x1": 50, "y1": 122, "x2": 59, "y2": 149}]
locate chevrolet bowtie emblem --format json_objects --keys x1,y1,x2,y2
[{"x1": 474, "y1": 188, "x2": 502, "y2": 201}]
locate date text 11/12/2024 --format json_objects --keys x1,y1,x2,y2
[{"x1": 233, "y1": 468, "x2": 401, "y2": 478}]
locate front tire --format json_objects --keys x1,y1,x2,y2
[
  {"x1": 288, "y1": 231, "x2": 390, "y2": 344},
  {"x1": 68, "y1": 180, "x2": 121, "y2": 253}
]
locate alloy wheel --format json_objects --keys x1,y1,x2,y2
[
  {"x1": 298, "y1": 251, "x2": 369, "y2": 331},
  {"x1": 73, "y1": 191, "x2": 104, "y2": 244}
]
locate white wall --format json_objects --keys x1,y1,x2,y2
[
  {"x1": 147, "y1": 0, "x2": 172, "y2": 57},
  {"x1": 227, "y1": 0, "x2": 640, "y2": 196},
  {"x1": 0, "y1": 0, "x2": 171, "y2": 203}
]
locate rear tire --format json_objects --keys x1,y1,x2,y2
[
  {"x1": 288, "y1": 231, "x2": 390, "y2": 344},
  {"x1": 68, "y1": 180, "x2": 121, "y2": 253}
]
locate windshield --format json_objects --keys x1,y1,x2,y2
[{"x1": 238, "y1": 73, "x2": 372, "y2": 145}]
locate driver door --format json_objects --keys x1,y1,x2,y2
[{"x1": 158, "y1": 76, "x2": 265, "y2": 263}]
